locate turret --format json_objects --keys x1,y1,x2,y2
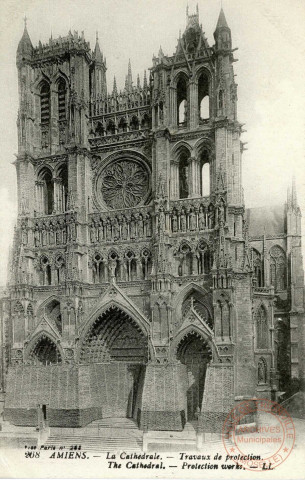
[
  {"x1": 16, "y1": 18, "x2": 33, "y2": 67},
  {"x1": 214, "y1": 8, "x2": 232, "y2": 51}
]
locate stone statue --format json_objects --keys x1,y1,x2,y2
[
  {"x1": 41, "y1": 224, "x2": 47, "y2": 246},
  {"x1": 90, "y1": 223, "x2": 96, "y2": 243},
  {"x1": 49, "y1": 223, "x2": 55, "y2": 245},
  {"x1": 122, "y1": 216, "x2": 128, "y2": 240},
  {"x1": 98, "y1": 220, "x2": 104, "y2": 241},
  {"x1": 172, "y1": 212, "x2": 178, "y2": 233},
  {"x1": 130, "y1": 215, "x2": 136, "y2": 239},
  {"x1": 137, "y1": 214, "x2": 144, "y2": 238},
  {"x1": 180, "y1": 210, "x2": 186, "y2": 232},
  {"x1": 198, "y1": 206, "x2": 205, "y2": 230},
  {"x1": 189, "y1": 209, "x2": 196, "y2": 231},
  {"x1": 62, "y1": 220, "x2": 67, "y2": 244},
  {"x1": 112, "y1": 217, "x2": 120, "y2": 240},
  {"x1": 34, "y1": 225, "x2": 40, "y2": 247},
  {"x1": 145, "y1": 213, "x2": 152, "y2": 237},
  {"x1": 208, "y1": 206, "x2": 214, "y2": 229},
  {"x1": 106, "y1": 218, "x2": 112, "y2": 241},
  {"x1": 55, "y1": 222, "x2": 62, "y2": 245}
]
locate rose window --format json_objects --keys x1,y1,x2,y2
[{"x1": 99, "y1": 159, "x2": 150, "y2": 209}]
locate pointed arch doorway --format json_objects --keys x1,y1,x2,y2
[
  {"x1": 176, "y1": 331, "x2": 212, "y2": 421},
  {"x1": 79, "y1": 305, "x2": 149, "y2": 421}
]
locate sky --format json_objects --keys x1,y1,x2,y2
[{"x1": 0, "y1": 0, "x2": 304, "y2": 285}]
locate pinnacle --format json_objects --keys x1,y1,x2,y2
[
  {"x1": 17, "y1": 17, "x2": 33, "y2": 56},
  {"x1": 94, "y1": 32, "x2": 103, "y2": 63},
  {"x1": 215, "y1": 8, "x2": 229, "y2": 30}
]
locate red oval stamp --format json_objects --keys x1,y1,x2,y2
[{"x1": 222, "y1": 398, "x2": 295, "y2": 471}]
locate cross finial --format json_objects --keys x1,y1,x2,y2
[
  {"x1": 96, "y1": 31, "x2": 98, "y2": 41},
  {"x1": 24, "y1": 15, "x2": 27, "y2": 28}
]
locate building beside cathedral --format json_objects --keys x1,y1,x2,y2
[{"x1": 0, "y1": 6, "x2": 304, "y2": 431}]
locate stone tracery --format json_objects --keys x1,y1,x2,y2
[{"x1": 101, "y1": 159, "x2": 149, "y2": 209}]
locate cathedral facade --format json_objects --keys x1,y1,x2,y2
[{"x1": 0, "y1": 7, "x2": 304, "y2": 431}]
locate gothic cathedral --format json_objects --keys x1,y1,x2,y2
[{"x1": 1, "y1": 7, "x2": 304, "y2": 431}]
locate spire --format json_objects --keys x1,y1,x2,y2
[
  {"x1": 215, "y1": 8, "x2": 229, "y2": 30},
  {"x1": 112, "y1": 76, "x2": 118, "y2": 95},
  {"x1": 214, "y1": 7, "x2": 231, "y2": 50},
  {"x1": 143, "y1": 70, "x2": 147, "y2": 89},
  {"x1": 93, "y1": 31, "x2": 103, "y2": 64},
  {"x1": 127, "y1": 59, "x2": 133, "y2": 91},
  {"x1": 291, "y1": 176, "x2": 298, "y2": 208},
  {"x1": 137, "y1": 73, "x2": 141, "y2": 89},
  {"x1": 17, "y1": 16, "x2": 33, "y2": 63}
]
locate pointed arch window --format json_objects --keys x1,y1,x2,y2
[
  {"x1": 200, "y1": 149, "x2": 210, "y2": 196},
  {"x1": 92, "y1": 253, "x2": 106, "y2": 283},
  {"x1": 58, "y1": 79, "x2": 67, "y2": 121},
  {"x1": 40, "y1": 82, "x2": 50, "y2": 124},
  {"x1": 55, "y1": 256, "x2": 65, "y2": 285},
  {"x1": 57, "y1": 164, "x2": 68, "y2": 212},
  {"x1": 178, "y1": 149, "x2": 190, "y2": 199},
  {"x1": 269, "y1": 246, "x2": 286, "y2": 292},
  {"x1": 37, "y1": 167, "x2": 54, "y2": 215},
  {"x1": 177, "y1": 75, "x2": 188, "y2": 127},
  {"x1": 130, "y1": 115, "x2": 139, "y2": 131},
  {"x1": 29, "y1": 335, "x2": 62, "y2": 365},
  {"x1": 253, "y1": 249, "x2": 263, "y2": 287},
  {"x1": 141, "y1": 249, "x2": 152, "y2": 280},
  {"x1": 40, "y1": 255, "x2": 52, "y2": 286},
  {"x1": 255, "y1": 306, "x2": 268, "y2": 349},
  {"x1": 198, "y1": 72, "x2": 210, "y2": 122}
]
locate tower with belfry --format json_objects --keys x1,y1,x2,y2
[{"x1": 0, "y1": 6, "x2": 304, "y2": 432}]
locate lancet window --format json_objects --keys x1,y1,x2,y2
[
  {"x1": 177, "y1": 75, "x2": 188, "y2": 127},
  {"x1": 269, "y1": 246, "x2": 286, "y2": 292},
  {"x1": 198, "y1": 72, "x2": 210, "y2": 121},
  {"x1": 252, "y1": 249, "x2": 263, "y2": 287},
  {"x1": 54, "y1": 256, "x2": 65, "y2": 285},
  {"x1": 40, "y1": 255, "x2": 52, "y2": 286},
  {"x1": 56, "y1": 164, "x2": 68, "y2": 213},
  {"x1": 178, "y1": 149, "x2": 190, "y2": 199},
  {"x1": 36, "y1": 167, "x2": 53, "y2": 215},
  {"x1": 200, "y1": 149, "x2": 210, "y2": 197},
  {"x1": 40, "y1": 82, "x2": 50, "y2": 124},
  {"x1": 58, "y1": 78, "x2": 67, "y2": 121}
]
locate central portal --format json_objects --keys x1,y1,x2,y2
[
  {"x1": 177, "y1": 332, "x2": 212, "y2": 421},
  {"x1": 80, "y1": 305, "x2": 148, "y2": 420}
]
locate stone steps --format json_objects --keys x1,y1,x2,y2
[
  {"x1": 46, "y1": 418, "x2": 143, "y2": 453},
  {"x1": 45, "y1": 434, "x2": 142, "y2": 453}
]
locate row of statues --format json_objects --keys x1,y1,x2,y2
[
  {"x1": 170, "y1": 203, "x2": 225, "y2": 233},
  {"x1": 20, "y1": 217, "x2": 77, "y2": 247},
  {"x1": 89, "y1": 213, "x2": 152, "y2": 243}
]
